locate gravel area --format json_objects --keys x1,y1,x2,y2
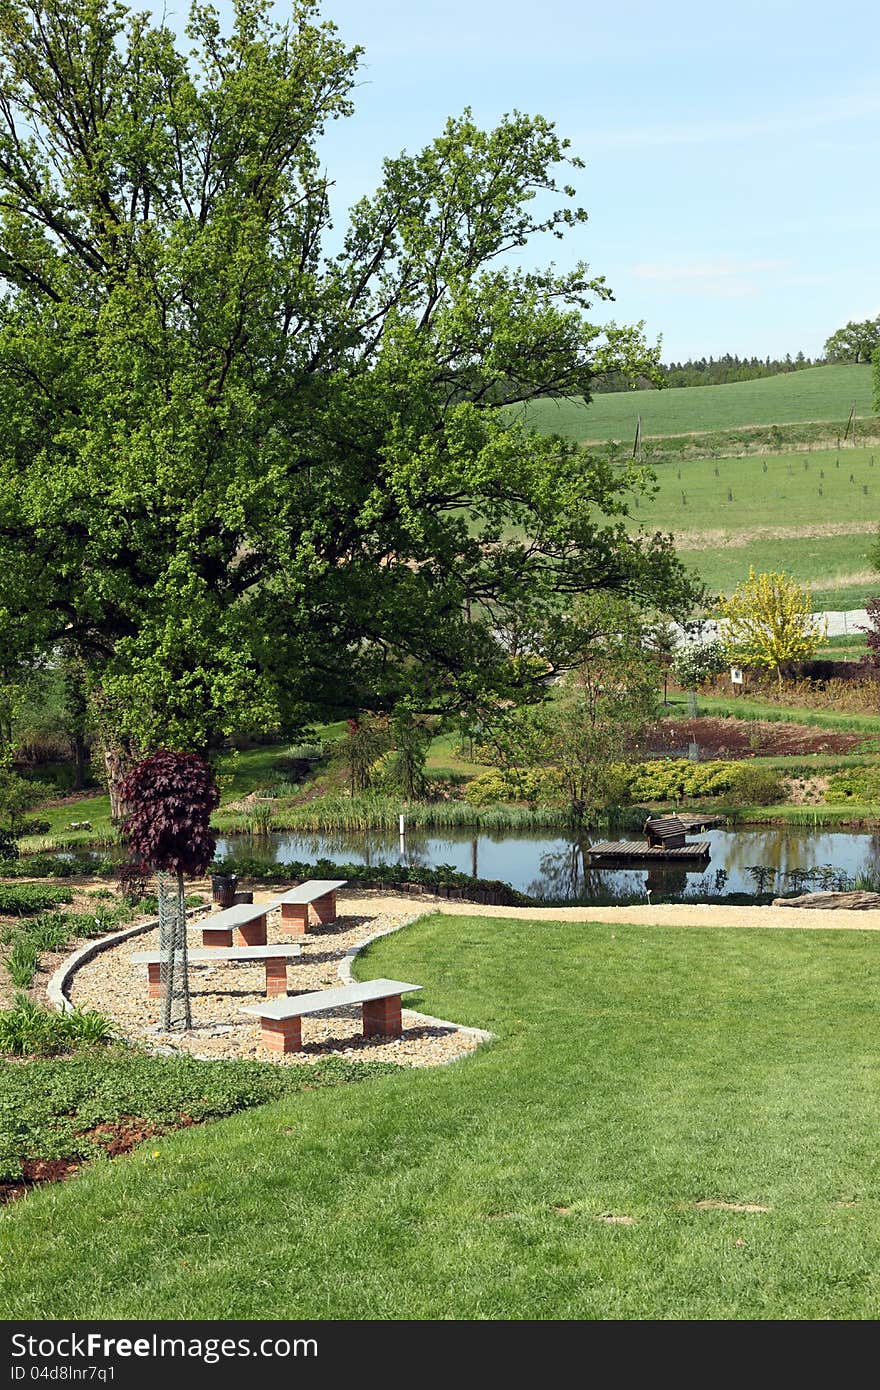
[
  {"x1": 431, "y1": 901, "x2": 880, "y2": 930},
  {"x1": 69, "y1": 888, "x2": 485, "y2": 1067},
  {"x1": 63, "y1": 887, "x2": 880, "y2": 1068}
]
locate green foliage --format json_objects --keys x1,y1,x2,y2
[
  {"x1": 0, "y1": 762, "x2": 54, "y2": 830},
  {"x1": 826, "y1": 768, "x2": 880, "y2": 803},
  {"x1": 213, "y1": 790, "x2": 569, "y2": 834},
  {"x1": 0, "y1": 1046, "x2": 394, "y2": 1180},
  {"x1": 724, "y1": 764, "x2": 786, "y2": 806},
  {"x1": 211, "y1": 852, "x2": 532, "y2": 905},
  {"x1": 628, "y1": 759, "x2": 734, "y2": 801},
  {"x1": 0, "y1": 882, "x2": 73, "y2": 915},
  {"x1": 627, "y1": 759, "x2": 783, "y2": 805},
  {"x1": 823, "y1": 317, "x2": 880, "y2": 365},
  {"x1": 463, "y1": 768, "x2": 560, "y2": 806},
  {"x1": 484, "y1": 595, "x2": 661, "y2": 822},
  {"x1": 0, "y1": 997, "x2": 112, "y2": 1059},
  {"x1": 0, "y1": 0, "x2": 695, "y2": 765},
  {"x1": 0, "y1": 903, "x2": 134, "y2": 989}
]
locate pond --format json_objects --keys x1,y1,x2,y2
[{"x1": 213, "y1": 825, "x2": 880, "y2": 903}]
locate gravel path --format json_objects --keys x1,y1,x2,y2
[
  {"x1": 430, "y1": 901, "x2": 880, "y2": 930},
  {"x1": 66, "y1": 888, "x2": 880, "y2": 1068},
  {"x1": 69, "y1": 888, "x2": 485, "y2": 1068}
]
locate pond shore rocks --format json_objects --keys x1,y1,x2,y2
[{"x1": 772, "y1": 890, "x2": 880, "y2": 910}]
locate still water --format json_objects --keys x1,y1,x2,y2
[{"x1": 213, "y1": 826, "x2": 880, "y2": 903}]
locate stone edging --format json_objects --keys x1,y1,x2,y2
[
  {"x1": 47, "y1": 906, "x2": 207, "y2": 1014},
  {"x1": 337, "y1": 914, "x2": 496, "y2": 1060}
]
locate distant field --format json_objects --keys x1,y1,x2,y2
[
  {"x1": 676, "y1": 535, "x2": 876, "y2": 611},
  {"x1": 521, "y1": 364, "x2": 874, "y2": 443},
  {"x1": 632, "y1": 445, "x2": 880, "y2": 607},
  {"x1": 638, "y1": 445, "x2": 879, "y2": 533}
]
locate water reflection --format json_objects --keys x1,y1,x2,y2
[{"x1": 214, "y1": 823, "x2": 880, "y2": 903}]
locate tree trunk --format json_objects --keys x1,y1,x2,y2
[
  {"x1": 71, "y1": 733, "x2": 88, "y2": 792},
  {"x1": 102, "y1": 738, "x2": 136, "y2": 821}
]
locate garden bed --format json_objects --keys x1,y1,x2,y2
[{"x1": 645, "y1": 716, "x2": 871, "y2": 759}]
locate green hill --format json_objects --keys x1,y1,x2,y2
[{"x1": 522, "y1": 364, "x2": 875, "y2": 443}]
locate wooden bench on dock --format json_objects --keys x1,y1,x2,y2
[
  {"x1": 131, "y1": 944, "x2": 303, "y2": 998},
  {"x1": 195, "y1": 900, "x2": 282, "y2": 949},
  {"x1": 274, "y1": 879, "x2": 347, "y2": 934},
  {"x1": 643, "y1": 816, "x2": 688, "y2": 848},
  {"x1": 241, "y1": 978, "x2": 422, "y2": 1053}
]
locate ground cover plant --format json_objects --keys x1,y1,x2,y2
[
  {"x1": 0, "y1": 1047, "x2": 395, "y2": 1199},
  {"x1": 2, "y1": 913, "x2": 879, "y2": 1318}
]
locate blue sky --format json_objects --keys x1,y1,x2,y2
[{"x1": 186, "y1": 1, "x2": 879, "y2": 361}]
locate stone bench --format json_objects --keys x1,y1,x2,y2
[
  {"x1": 195, "y1": 899, "x2": 282, "y2": 948},
  {"x1": 274, "y1": 879, "x2": 348, "y2": 934},
  {"x1": 131, "y1": 944, "x2": 303, "y2": 998},
  {"x1": 241, "y1": 977, "x2": 422, "y2": 1053}
]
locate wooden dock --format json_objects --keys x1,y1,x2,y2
[{"x1": 589, "y1": 840, "x2": 711, "y2": 861}]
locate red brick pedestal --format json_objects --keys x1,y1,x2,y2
[
  {"x1": 362, "y1": 995, "x2": 402, "y2": 1038},
  {"x1": 260, "y1": 1017, "x2": 302, "y2": 1053},
  {"x1": 147, "y1": 963, "x2": 162, "y2": 999},
  {"x1": 202, "y1": 927, "x2": 234, "y2": 948},
  {"x1": 309, "y1": 892, "x2": 337, "y2": 925},
  {"x1": 280, "y1": 903, "x2": 309, "y2": 935},
  {"x1": 235, "y1": 914, "x2": 267, "y2": 947},
  {"x1": 264, "y1": 957, "x2": 288, "y2": 998}
]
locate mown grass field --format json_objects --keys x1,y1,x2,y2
[
  {"x1": 520, "y1": 365, "x2": 880, "y2": 606},
  {"x1": 2, "y1": 913, "x2": 879, "y2": 1319},
  {"x1": 676, "y1": 535, "x2": 874, "y2": 611},
  {"x1": 523, "y1": 363, "x2": 875, "y2": 443}
]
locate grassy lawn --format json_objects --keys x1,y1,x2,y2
[
  {"x1": 2, "y1": 914, "x2": 879, "y2": 1319},
  {"x1": 522, "y1": 363, "x2": 875, "y2": 443},
  {"x1": 677, "y1": 537, "x2": 876, "y2": 612}
]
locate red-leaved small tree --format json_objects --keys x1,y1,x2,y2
[{"x1": 120, "y1": 750, "x2": 219, "y2": 1030}]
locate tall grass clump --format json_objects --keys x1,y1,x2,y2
[
  {"x1": 0, "y1": 996, "x2": 112, "y2": 1056},
  {"x1": 214, "y1": 793, "x2": 574, "y2": 835}
]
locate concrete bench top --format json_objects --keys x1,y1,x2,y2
[
  {"x1": 130, "y1": 945, "x2": 303, "y2": 964},
  {"x1": 241, "y1": 978, "x2": 421, "y2": 1021},
  {"x1": 196, "y1": 900, "x2": 281, "y2": 929},
  {"x1": 274, "y1": 879, "x2": 347, "y2": 904}
]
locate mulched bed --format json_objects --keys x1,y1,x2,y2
[{"x1": 643, "y1": 717, "x2": 872, "y2": 759}]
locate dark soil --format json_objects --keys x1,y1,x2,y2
[
  {"x1": 0, "y1": 1114, "x2": 197, "y2": 1204},
  {"x1": 644, "y1": 717, "x2": 871, "y2": 760}
]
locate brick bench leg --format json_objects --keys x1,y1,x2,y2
[
  {"x1": 260, "y1": 1017, "x2": 302, "y2": 1053},
  {"x1": 308, "y1": 891, "x2": 337, "y2": 926},
  {"x1": 235, "y1": 914, "x2": 267, "y2": 947},
  {"x1": 265, "y1": 958, "x2": 288, "y2": 998},
  {"x1": 281, "y1": 904, "x2": 309, "y2": 936},
  {"x1": 202, "y1": 928, "x2": 233, "y2": 948},
  {"x1": 362, "y1": 995, "x2": 402, "y2": 1038},
  {"x1": 147, "y1": 963, "x2": 162, "y2": 999}
]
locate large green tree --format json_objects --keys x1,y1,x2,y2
[
  {"x1": 0, "y1": 0, "x2": 698, "y2": 810},
  {"x1": 823, "y1": 316, "x2": 880, "y2": 365}
]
